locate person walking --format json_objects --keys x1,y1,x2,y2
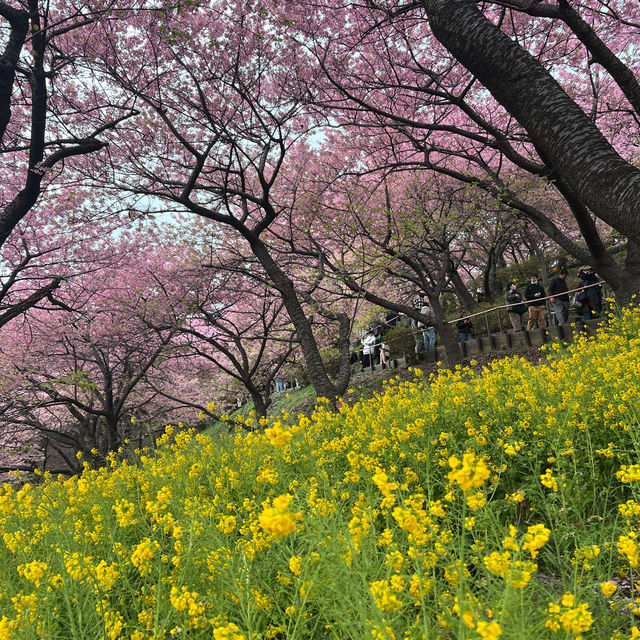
[
  {"x1": 505, "y1": 282, "x2": 527, "y2": 331},
  {"x1": 525, "y1": 274, "x2": 546, "y2": 330},
  {"x1": 548, "y1": 269, "x2": 570, "y2": 325}
]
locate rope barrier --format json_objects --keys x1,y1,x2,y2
[{"x1": 448, "y1": 280, "x2": 605, "y2": 324}]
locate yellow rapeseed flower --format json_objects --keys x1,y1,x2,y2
[
  {"x1": 213, "y1": 623, "x2": 245, "y2": 640},
  {"x1": 258, "y1": 494, "x2": 301, "y2": 538},
  {"x1": 448, "y1": 452, "x2": 490, "y2": 491},
  {"x1": 522, "y1": 524, "x2": 551, "y2": 559}
]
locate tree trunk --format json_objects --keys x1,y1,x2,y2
[
  {"x1": 0, "y1": 6, "x2": 29, "y2": 145},
  {"x1": 482, "y1": 243, "x2": 503, "y2": 302},
  {"x1": 424, "y1": 0, "x2": 640, "y2": 246},
  {"x1": 429, "y1": 295, "x2": 462, "y2": 366},
  {"x1": 247, "y1": 383, "x2": 269, "y2": 420},
  {"x1": 248, "y1": 237, "x2": 338, "y2": 402},
  {"x1": 333, "y1": 310, "x2": 354, "y2": 397},
  {"x1": 448, "y1": 264, "x2": 476, "y2": 310},
  {"x1": 616, "y1": 240, "x2": 640, "y2": 306},
  {"x1": 535, "y1": 247, "x2": 549, "y2": 287}
]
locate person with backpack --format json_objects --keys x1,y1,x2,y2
[
  {"x1": 505, "y1": 282, "x2": 527, "y2": 331},
  {"x1": 577, "y1": 265, "x2": 603, "y2": 319}
]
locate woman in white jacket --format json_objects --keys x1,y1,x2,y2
[{"x1": 361, "y1": 331, "x2": 377, "y2": 371}]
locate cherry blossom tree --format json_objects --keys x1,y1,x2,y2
[
  {"x1": 152, "y1": 259, "x2": 299, "y2": 418},
  {"x1": 0, "y1": 235, "x2": 216, "y2": 474},
  {"x1": 283, "y1": 161, "x2": 477, "y2": 363},
  {"x1": 73, "y1": 2, "x2": 357, "y2": 403},
  {"x1": 0, "y1": 0, "x2": 139, "y2": 249},
  {"x1": 0, "y1": 196, "x2": 127, "y2": 328},
  {"x1": 192, "y1": 236, "x2": 357, "y2": 407},
  {"x1": 282, "y1": 0, "x2": 640, "y2": 301}
]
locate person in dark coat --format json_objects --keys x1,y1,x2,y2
[
  {"x1": 505, "y1": 282, "x2": 527, "y2": 331},
  {"x1": 577, "y1": 265, "x2": 603, "y2": 319},
  {"x1": 456, "y1": 314, "x2": 473, "y2": 342},
  {"x1": 525, "y1": 274, "x2": 546, "y2": 330},
  {"x1": 548, "y1": 270, "x2": 570, "y2": 325}
]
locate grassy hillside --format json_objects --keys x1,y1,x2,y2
[{"x1": 1, "y1": 306, "x2": 640, "y2": 639}]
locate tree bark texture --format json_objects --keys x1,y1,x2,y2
[
  {"x1": 430, "y1": 295, "x2": 461, "y2": 366},
  {"x1": 247, "y1": 384, "x2": 269, "y2": 419},
  {"x1": 0, "y1": 3, "x2": 28, "y2": 144},
  {"x1": 448, "y1": 266, "x2": 476, "y2": 310},
  {"x1": 248, "y1": 237, "x2": 339, "y2": 402},
  {"x1": 424, "y1": 0, "x2": 640, "y2": 246}
]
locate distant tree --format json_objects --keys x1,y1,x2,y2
[
  {"x1": 157, "y1": 262, "x2": 299, "y2": 419},
  {"x1": 0, "y1": 237, "x2": 213, "y2": 474},
  {"x1": 284, "y1": 162, "x2": 480, "y2": 363}
]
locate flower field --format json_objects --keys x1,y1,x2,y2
[{"x1": 2, "y1": 309, "x2": 640, "y2": 640}]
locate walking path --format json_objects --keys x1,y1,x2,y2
[{"x1": 363, "y1": 316, "x2": 605, "y2": 372}]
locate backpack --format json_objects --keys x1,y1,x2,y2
[
  {"x1": 419, "y1": 305, "x2": 435, "y2": 327},
  {"x1": 572, "y1": 291, "x2": 587, "y2": 307}
]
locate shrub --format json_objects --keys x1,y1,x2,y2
[
  {"x1": 319, "y1": 346, "x2": 341, "y2": 378},
  {"x1": 383, "y1": 325, "x2": 416, "y2": 359}
]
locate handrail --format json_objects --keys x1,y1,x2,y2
[
  {"x1": 448, "y1": 280, "x2": 604, "y2": 324},
  {"x1": 360, "y1": 280, "x2": 605, "y2": 341}
]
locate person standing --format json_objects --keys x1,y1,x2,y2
[
  {"x1": 577, "y1": 265, "x2": 603, "y2": 319},
  {"x1": 505, "y1": 282, "x2": 527, "y2": 331},
  {"x1": 361, "y1": 330, "x2": 376, "y2": 371},
  {"x1": 373, "y1": 330, "x2": 382, "y2": 365},
  {"x1": 525, "y1": 274, "x2": 546, "y2": 330},
  {"x1": 419, "y1": 300, "x2": 437, "y2": 352},
  {"x1": 379, "y1": 339, "x2": 390, "y2": 368},
  {"x1": 411, "y1": 295, "x2": 425, "y2": 355},
  {"x1": 384, "y1": 311, "x2": 398, "y2": 329},
  {"x1": 456, "y1": 314, "x2": 473, "y2": 342},
  {"x1": 548, "y1": 270, "x2": 570, "y2": 325},
  {"x1": 350, "y1": 339, "x2": 362, "y2": 365}
]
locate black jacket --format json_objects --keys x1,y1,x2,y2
[
  {"x1": 525, "y1": 282, "x2": 546, "y2": 307},
  {"x1": 578, "y1": 268, "x2": 602, "y2": 303},
  {"x1": 456, "y1": 318, "x2": 473, "y2": 335},
  {"x1": 548, "y1": 277, "x2": 569, "y2": 303}
]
